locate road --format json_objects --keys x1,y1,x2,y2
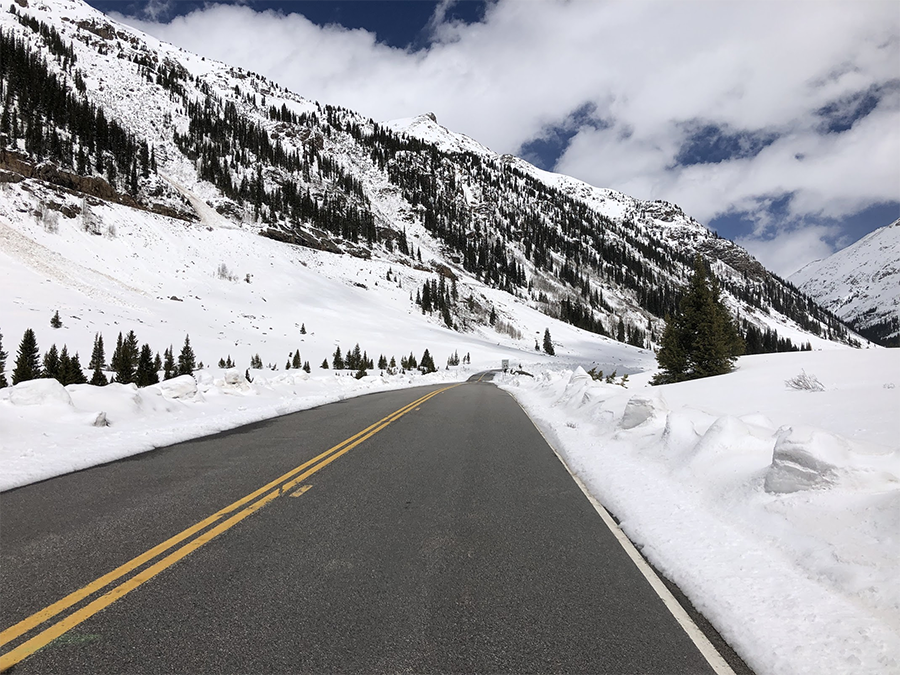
[{"x1": 1, "y1": 376, "x2": 740, "y2": 673}]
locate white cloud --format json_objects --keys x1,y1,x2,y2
[
  {"x1": 120, "y1": 0, "x2": 900, "y2": 272},
  {"x1": 737, "y1": 225, "x2": 842, "y2": 278}
]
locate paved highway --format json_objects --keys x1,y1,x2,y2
[{"x1": 1, "y1": 376, "x2": 745, "y2": 673}]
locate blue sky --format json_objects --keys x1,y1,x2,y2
[
  {"x1": 90, "y1": 1, "x2": 488, "y2": 48},
  {"x1": 100, "y1": 0, "x2": 900, "y2": 276}
]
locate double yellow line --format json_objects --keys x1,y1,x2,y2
[{"x1": 0, "y1": 384, "x2": 458, "y2": 671}]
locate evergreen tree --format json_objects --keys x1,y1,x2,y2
[
  {"x1": 56, "y1": 346, "x2": 70, "y2": 385},
  {"x1": 300, "y1": 323, "x2": 306, "y2": 334},
  {"x1": 320, "y1": 359, "x2": 329, "y2": 369},
  {"x1": 543, "y1": 328, "x2": 555, "y2": 356},
  {"x1": 111, "y1": 331, "x2": 139, "y2": 384},
  {"x1": 163, "y1": 346, "x2": 176, "y2": 380},
  {"x1": 378, "y1": 354, "x2": 387, "y2": 369},
  {"x1": 292, "y1": 349, "x2": 302, "y2": 369},
  {"x1": 177, "y1": 335, "x2": 196, "y2": 376},
  {"x1": 653, "y1": 256, "x2": 744, "y2": 384},
  {"x1": 50, "y1": 310, "x2": 62, "y2": 329},
  {"x1": 88, "y1": 333, "x2": 106, "y2": 371},
  {"x1": 42, "y1": 344, "x2": 60, "y2": 380},
  {"x1": 420, "y1": 349, "x2": 436, "y2": 374},
  {"x1": 136, "y1": 344, "x2": 159, "y2": 386},
  {"x1": 12, "y1": 328, "x2": 41, "y2": 385},
  {"x1": 0, "y1": 331, "x2": 7, "y2": 388},
  {"x1": 90, "y1": 358, "x2": 108, "y2": 386},
  {"x1": 332, "y1": 346, "x2": 344, "y2": 370},
  {"x1": 66, "y1": 351, "x2": 87, "y2": 385}
]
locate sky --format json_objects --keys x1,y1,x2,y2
[{"x1": 90, "y1": 0, "x2": 900, "y2": 277}]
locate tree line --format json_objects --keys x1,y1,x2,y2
[{"x1": 0, "y1": 325, "x2": 196, "y2": 388}]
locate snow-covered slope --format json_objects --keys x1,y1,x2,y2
[
  {"x1": 791, "y1": 219, "x2": 900, "y2": 345},
  {"x1": 0, "y1": 0, "x2": 862, "y2": 365}
]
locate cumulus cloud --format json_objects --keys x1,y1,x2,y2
[{"x1": 120, "y1": 0, "x2": 899, "y2": 272}]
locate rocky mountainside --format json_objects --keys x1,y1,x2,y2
[
  {"x1": 791, "y1": 220, "x2": 900, "y2": 347},
  {"x1": 0, "y1": 0, "x2": 863, "y2": 360}
]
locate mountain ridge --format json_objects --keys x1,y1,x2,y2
[{"x1": 790, "y1": 219, "x2": 899, "y2": 346}]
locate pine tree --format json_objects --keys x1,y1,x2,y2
[
  {"x1": 332, "y1": 346, "x2": 344, "y2": 370},
  {"x1": 292, "y1": 349, "x2": 302, "y2": 369},
  {"x1": 177, "y1": 335, "x2": 196, "y2": 376},
  {"x1": 653, "y1": 255, "x2": 744, "y2": 384},
  {"x1": 0, "y1": 331, "x2": 7, "y2": 388},
  {"x1": 320, "y1": 359, "x2": 329, "y2": 369},
  {"x1": 111, "y1": 331, "x2": 139, "y2": 384},
  {"x1": 88, "y1": 333, "x2": 106, "y2": 371},
  {"x1": 42, "y1": 344, "x2": 60, "y2": 380},
  {"x1": 67, "y1": 352, "x2": 87, "y2": 385},
  {"x1": 420, "y1": 349, "x2": 436, "y2": 374},
  {"x1": 136, "y1": 344, "x2": 159, "y2": 386},
  {"x1": 57, "y1": 345, "x2": 72, "y2": 384},
  {"x1": 303, "y1": 361, "x2": 311, "y2": 373},
  {"x1": 300, "y1": 323, "x2": 306, "y2": 335},
  {"x1": 163, "y1": 346, "x2": 175, "y2": 380},
  {"x1": 543, "y1": 328, "x2": 555, "y2": 356},
  {"x1": 50, "y1": 310, "x2": 62, "y2": 329},
  {"x1": 12, "y1": 328, "x2": 41, "y2": 385}
]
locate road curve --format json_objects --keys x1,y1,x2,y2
[{"x1": 2, "y1": 379, "x2": 737, "y2": 673}]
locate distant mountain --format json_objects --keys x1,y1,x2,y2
[
  {"x1": 0, "y1": 0, "x2": 863, "y2": 368},
  {"x1": 790, "y1": 220, "x2": 900, "y2": 347}
]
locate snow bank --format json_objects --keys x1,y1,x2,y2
[{"x1": 497, "y1": 348, "x2": 900, "y2": 675}]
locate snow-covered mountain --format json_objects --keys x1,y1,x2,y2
[
  {"x1": 790, "y1": 220, "x2": 900, "y2": 346},
  {"x1": 0, "y1": 0, "x2": 865, "y2": 380}
]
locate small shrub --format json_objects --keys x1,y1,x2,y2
[{"x1": 785, "y1": 369, "x2": 824, "y2": 392}]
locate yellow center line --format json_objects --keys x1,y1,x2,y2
[{"x1": 0, "y1": 384, "x2": 458, "y2": 670}]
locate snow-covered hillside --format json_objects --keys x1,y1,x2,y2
[
  {"x1": 0, "y1": 0, "x2": 863, "y2": 362},
  {"x1": 791, "y1": 219, "x2": 900, "y2": 346}
]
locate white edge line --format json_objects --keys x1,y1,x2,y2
[{"x1": 509, "y1": 394, "x2": 737, "y2": 675}]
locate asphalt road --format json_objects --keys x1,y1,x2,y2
[{"x1": 2, "y1": 377, "x2": 736, "y2": 674}]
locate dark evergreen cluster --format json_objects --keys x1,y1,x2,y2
[
  {"x1": 415, "y1": 275, "x2": 457, "y2": 328},
  {"x1": 4, "y1": 326, "x2": 196, "y2": 388},
  {"x1": 0, "y1": 18, "x2": 155, "y2": 195},
  {"x1": 162, "y1": 80, "x2": 377, "y2": 240},
  {"x1": 653, "y1": 257, "x2": 745, "y2": 384},
  {"x1": 742, "y1": 323, "x2": 812, "y2": 355},
  {"x1": 284, "y1": 349, "x2": 311, "y2": 372},
  {"x1": 331, "y1": 343, "x2": 374, "y2": 373},
  {"x1": 855, "y1": 315, "x2": 899, "y2": 348}
]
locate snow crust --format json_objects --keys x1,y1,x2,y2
[{"x1": 497, "y1": 349, "x2": 900, "y2": 675}]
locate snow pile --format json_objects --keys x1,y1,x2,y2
[
  {"x1": 497, "y1": 348, "x2": 900, "y2": 675},
  {"x1": 0, "y1": 366, "x2": 468, "y2": 492}
]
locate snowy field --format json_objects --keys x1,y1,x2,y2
[{"x1": 497, "y1": 348, "x2": 899, "y2": 675}]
